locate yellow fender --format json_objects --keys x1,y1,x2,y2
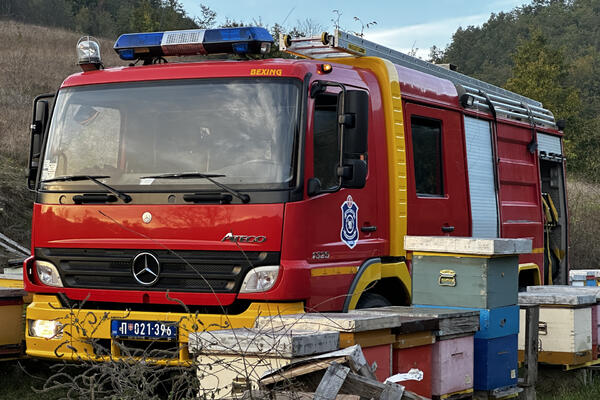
[{"x1": 343, "y1": 258, "x2": 411, "y2": 311}]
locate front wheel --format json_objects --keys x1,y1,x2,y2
[{"x1": 355, "y1": 293, "x2": 392, "y2": 309}]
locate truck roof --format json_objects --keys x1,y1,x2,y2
[{"x1": 62, "y1": 57, "x2": 461, "y2": 107}]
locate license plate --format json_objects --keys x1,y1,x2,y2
[{"x1": 111, "y1": 320, "x2": 177, "y2": 340}]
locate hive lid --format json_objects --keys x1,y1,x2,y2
[
  {"x1": 518, "y1": 291, "x2": 596, "y2": 306},
  {"x1": 404, "y1": 236, "x2": 532, "y2": 255}
]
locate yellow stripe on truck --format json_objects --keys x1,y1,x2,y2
[
  {"x1": 328, "y1": 56, "x2": 408, "y2": 258},
  {"x1": 310, "y1": 266, "x2": 359, "y2": 277}
]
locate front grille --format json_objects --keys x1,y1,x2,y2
[{"x1": 35, "y1": 248, "x2": 279, "y2": 293}]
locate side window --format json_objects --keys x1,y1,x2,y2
[
  {"x1": 411, "y1": 116, "x2": 443, "y2": 196},
  {"x1": 313, "y1": 94, "x2": 339, "y2": 190}
]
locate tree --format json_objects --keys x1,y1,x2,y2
[
  {"x1": 195, "y1": 3, "x2": 216, "y2": 28},
  {"x1": 505, "y1": 29, "x2": 580, "y2": 121}
]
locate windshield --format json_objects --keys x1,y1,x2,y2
[{"x1": 40, "y1": 78, "x2": 300, "y2": 190}]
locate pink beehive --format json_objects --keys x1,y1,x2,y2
[{"x1": 431, "y1": 335, "x2": 474, "y2": 396}]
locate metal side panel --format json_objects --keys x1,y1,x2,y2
[
  {"x1": 537, "y1": 132, "x2": 562, "y2": 155},
  {"x1": 464, "y1": 116, "x2": 498, "y2": 238}
]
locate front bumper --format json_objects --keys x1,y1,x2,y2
[{"x1": 26, "y1": 294, "x2": 304, "y2": 364}]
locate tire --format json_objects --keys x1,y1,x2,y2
[{"x1": 356, "y1": 293, "x2": 392, "y2": 309}]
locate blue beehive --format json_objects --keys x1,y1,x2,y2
[{"x1": 473, "y1": 334, "x2": 518, "y2": 390}]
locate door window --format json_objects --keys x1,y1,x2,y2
[
  {"x1": 411, "y1": 116, "x2": 443, "y2": 196},
  {"x1": 313, "y1": 94, "x2": 339, "y2": 190}
]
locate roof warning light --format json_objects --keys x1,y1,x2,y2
[{"x1": 113, "y1": 27, "x2": 273, "y2": 62}]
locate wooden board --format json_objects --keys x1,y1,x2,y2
[
  {"x1": 518, "y1": 292, "x2": 596, "y2": 306},
  {"x1": 404, "y1": 236, "x2": 531, "y2": 255},
  {"x1": 518, "y1": 349, "x2": 593, "y2": 366},
  {"x1": 362, "y1": 306, "x2": 479, "y2": 337},
  {"x1": 0, "y1": 287, "x2": 26, "y2": 298},
  {"x1": 339, "y1": 329, "x2": 395, "y2": 348},
  {"x1": 189, "y1": 328, "x2": 339, "y2": 357},
  {"x1": 255, "y1": 312, "x2": 417, "y2": 333},
  {"x1": 394, "y1": 331, "x2": 436, "y2": 349}
]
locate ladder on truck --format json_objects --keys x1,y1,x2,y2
[{"x1": 280, "y1": 29, "x2": 556, "y2": 128}]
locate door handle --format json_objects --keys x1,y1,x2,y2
[
  {"x1": 441, "y1": 226, "x2": 455, "y2": 233},
  {"x1": 361, "y1": 225, "x2": 377, "y2": 233}
]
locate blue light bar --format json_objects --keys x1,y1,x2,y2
[{"x1": 114, "y1": 27, "x2": 273, "y2": 61}]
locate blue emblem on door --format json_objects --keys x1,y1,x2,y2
[{"x1": 341, "y1": 195, "x2": 359, "y2": 249}]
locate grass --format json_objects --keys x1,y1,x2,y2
[
  {"x1": 537, "y1": 366, "x2": 600, "y2": 399},
  {"x1": 0, "y1": 359, "x2": 66, "y2": 399}
]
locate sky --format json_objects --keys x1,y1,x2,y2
[{"x1": 179, "y1": 0, "x2": 529, "y2": 58}]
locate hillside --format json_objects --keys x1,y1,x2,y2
[{"x1": 0, "y1": 20, "x2": 126, "y2": 265}]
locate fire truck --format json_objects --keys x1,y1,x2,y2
[{"x1": 24, "y1": 27, "x2": 568, "y2": 361}]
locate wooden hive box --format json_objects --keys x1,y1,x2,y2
[
  {"x1": 189, "y1": 328, "x2": 339, "y2": 398},
  {"x1": 358, "y1": 311, "x2": 438, "y2": 398},
  {"x1": 527, "y1": 285, "x2": 600, "y2": 358},
  {"x1": 431, "y1": 334, "x2": 474, "y2": 397},
  {"x1": 405, "y1": 236, "x2": 529, "y2": 309},
  {"x1": 518, "y1": 292, "x2": 595, "y2": 365},
  {"x1": 474, "y1": 334, "x2": 518, "y2": 391},
  {"x1": 392, "y1": 332, "x2": 435, "y2": 398}
]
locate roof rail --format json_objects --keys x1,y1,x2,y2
[{"x1": 280, "y1": 29, "x2": 556, "y2": 128}]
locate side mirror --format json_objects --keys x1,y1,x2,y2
[
  {"x1": 340, "y1": 90, "x2": 368, "y2": 189},
  {"x1": 307, "y1": 177, "x2": 322, "y2": 197},
  {"x1": 342, "y1": 90, "x2": 368, "y2": 155},
  {"x1": 28, "y1": 94, "x2": 54, "y2": 190},
  {"x1": 338, "y1": 159, "x2": 367, "y2": 189}
]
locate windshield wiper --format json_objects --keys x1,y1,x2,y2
[
  {"x1": 141, "y1": 172, "x2": 250, "y2": 204},
  {"x1": 41, "y1": 175, "x2": 132, "y2": 203}
]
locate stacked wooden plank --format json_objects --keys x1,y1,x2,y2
[
  {"x1": 406, "y1": 236, "x2": 529, "y2": 399},
  {"x1": 518, "y1": 289, "x2": 596, "y2": 366}
]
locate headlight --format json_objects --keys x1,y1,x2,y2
[
  {"x1": 29, "y1": 320, "x2": 63, "y2": 339},
  {"x1": 35, "y1": 260, "x2": 64, "y2": 287},
  {"x1": 239, "y1": 265, "x2": 279, "y2": 293}
]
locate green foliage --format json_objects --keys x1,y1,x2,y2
[
  {"x1": 505, "y1": 29, "x2": 580, "y2": 121},
  {"x1": 0, "y1": 0, "x2": 200, "y2": 37},
  {"x1": 438, "y1": 0, "x2": 600, "y2": 181}
]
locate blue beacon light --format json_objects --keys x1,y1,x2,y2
[{"x1": 113, "y1": 27, "x2": 273, "y2": 61}]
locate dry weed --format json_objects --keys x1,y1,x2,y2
[
  {"x1": 0, "y1": 20, "x2": 125, "y2": 162},
  {"x1": 567, "y1": 178, "x2": 600, "y2": 269}
]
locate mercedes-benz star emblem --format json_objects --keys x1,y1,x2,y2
[{"x1": 132, "y1": 252, "x2": 161, "y2": 286}]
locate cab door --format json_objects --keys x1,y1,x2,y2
[{"x1": 404, "y1": 102, "x2": 470, "y2": 236}]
